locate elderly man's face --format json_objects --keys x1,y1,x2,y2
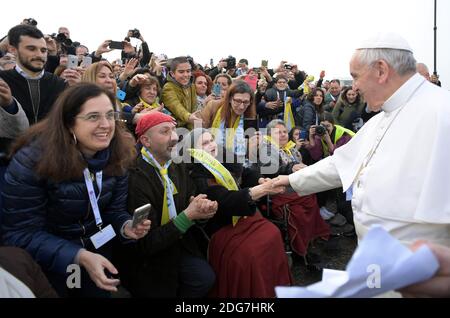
[
  {"x1": 141, "y1": 122, "x2": 178, "y2": 163},
  {"x1": 350, "y1": 52, "x2": 384, "y2": 111}
]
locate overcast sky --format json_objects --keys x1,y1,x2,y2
[{"x1": 2, "y1": 0, "x2": 449, "y2": 89}]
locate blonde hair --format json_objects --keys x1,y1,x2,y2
[
  {"x1": 81, "y1": 61, "x2": 117, "y2": 95},
  {"x1": 81, "y1": 61, "x2": 120, "y2": 109}
]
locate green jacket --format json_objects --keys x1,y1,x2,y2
[
  {"x1": 331, "y1": 97, "x2": 366, "y2": 130},
  {"x1": 161, "y1": 74, "x2": 197, "y2": 129}
]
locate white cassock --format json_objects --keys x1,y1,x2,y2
[{"x1": 289, "y1": 73, "x2": 450, "y2": 246}]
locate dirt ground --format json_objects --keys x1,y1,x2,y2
[
  {"x1": 291, "y1": 200, "x2": 358, "y2": 286},
  {"x1": 291, "y1": 235, "x2": 357, "y2": 286}
]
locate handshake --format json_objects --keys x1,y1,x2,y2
[{"x1": 184, "y1": 194, "x2": 218, "y2": 221}]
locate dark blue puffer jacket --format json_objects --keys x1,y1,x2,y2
[{"x1": 1, "y1": 143, "x2": 132, "y2": 275}]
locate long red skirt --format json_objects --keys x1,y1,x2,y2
[
  {"x1": 271, "y1": 193, "x2": 330, "y2": 256},
  {"x1": 208, "y1": 212, "x2": 293, "y2": 298}
]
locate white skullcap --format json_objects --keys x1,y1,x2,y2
[{"x1": 356, "y1": 32, "x2": 413, "y2": 53}]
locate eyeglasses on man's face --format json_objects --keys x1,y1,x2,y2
[
  {"x1": 232, "y1": 98, "x2": 251, "y2": 106},
  {"x1": 76, "y1": 111, "x2": 121, "y2": 122}
]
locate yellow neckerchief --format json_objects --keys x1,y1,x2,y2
[
  {"x1": 321, "y1": 125, "x2": 356, "y2": 157},
  {"x1": 141, "y1": 147, "x2": 178, "y2": 225},
  {"x1": 264, "y1": 135, "x2": 296, "y2": 157},
  {"x1": 211, "y1": 106, "x2": 241, "y2": 150},
  {"x1": 283, "y1": 97, "x2": 295, "y2": 132},
  {"x1": 188, "y1": 148, "x2": 241, "y2": 226},
  {"x1": 139, "y1": 97, "x2": 160, "y2": 109}
]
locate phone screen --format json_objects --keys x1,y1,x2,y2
[
  {"x1": 299, "y1": 130, "x2": 307, "y2": 140},
  {"x1": 212, "y1": 83, "x2": 221, "y2": 96},
  {"x1": 109, "y1": 41, "x2": 124, "y2": 50}
]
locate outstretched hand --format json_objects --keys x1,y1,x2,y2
[{"x1": 272, "y1": 175, "x2": 291, "y2": 188}]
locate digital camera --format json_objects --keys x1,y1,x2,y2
[
  {"x1": 129, "y1": 28, "x2": 141, "y2": 39},
  {"x1": 23, "y1": 18, "x2": 37, "y2": 26},
  {"x1": 315, "y1": 125, "x2": 327, "y2": 136},
  {"x1": 224, "y1": 56, "x2": 236, "y2": 70}
]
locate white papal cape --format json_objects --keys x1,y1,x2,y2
[{"x1": 289, "y1": 74, "x2": 450, "y2": 246}]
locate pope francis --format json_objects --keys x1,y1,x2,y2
[{"x1": 274, "y1": 32, "x2": 450, "y2": 247}]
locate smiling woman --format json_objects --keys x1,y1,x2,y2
[{"x1": 1, "y1": 83, "x2": 152, "y2": 297}]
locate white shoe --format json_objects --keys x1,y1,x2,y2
[{"x1": 319, "y1": 207, "x2": 335, "y2": 220}]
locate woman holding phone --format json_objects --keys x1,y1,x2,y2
[{"x1": 1, "y1": 84, "x2": 150, "y2": 297}]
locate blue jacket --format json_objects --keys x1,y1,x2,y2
[
  {"x1": 1, "y1": 143, "x2": 131, "y2": 274},
  {"x1": 295, "y1": 100, "x2": 319, "y2": 132}
]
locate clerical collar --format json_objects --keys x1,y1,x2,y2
[
  {"x1": 15, "y1": 65, "x2": 45, "y2": 80},
  {"x1": 382, "y1": 73, "x2": 425, "y2": 113}
]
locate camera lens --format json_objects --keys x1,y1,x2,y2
[{"x1": 315, "y1": 125, "x2": 326, "y2": 136}]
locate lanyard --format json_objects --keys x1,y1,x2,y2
[{"x1": 83, "y1": 168, "x2": 103, "y2": 230}]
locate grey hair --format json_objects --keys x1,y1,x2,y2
[
  {"x1": 266, "y1": 119, "x2": 286, "y2": 136},
  {"x1": 356, "y1": 48, "x2": 416, "y2": 76}
]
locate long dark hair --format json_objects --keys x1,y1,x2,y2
[
  {"x1": 220, "y1": 80, "x2": 256, "y2": 126},
  {"x1": 11, "y1": 83, "x2": 136, "y2": 182},
  {"x1": 307, "y1": 87, "x2": 325, "y2": 114},
  {"x1": 341, "y1": 86, "x2": 361, "y2": 105}
]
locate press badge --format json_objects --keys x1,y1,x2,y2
[{"x1": 90, "y1": 224, "x2": 116, "y2": 249}]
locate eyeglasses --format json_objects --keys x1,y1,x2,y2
[
  {"x1": 232, "y1": 98, "x2": 251, "y2": 106},
  {"x1": 76, "y1": 111, "x2": 121, "y2": 122}
]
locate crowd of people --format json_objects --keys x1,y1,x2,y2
[{"x1": 0, "y1": 19, "x2": 449, "y2": 298}]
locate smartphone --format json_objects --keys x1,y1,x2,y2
[
  {"x1": 212, "y1": 83, "x2": 222, "y2": 97},
  {"x1": 253, "y1": 67, "x2": 261, "y2": 73},
  {"x1": 261, "y1": 60, "x2": 268, "y2": 67},
  {"x1": 67, "y1": 55, "x2": 78, "y2": 69},
  {"x1": 299, "y1": 130, "x2": 307, "y2": 140},
  {"x1": 109, "y1": 41, "x2": 124, "y2": 50},
  {"x1": 81, "y1": 56, "x2": 92, "y2": 68},
  {"x1": 116, "y1": 90, "x2": 126, "y2": 101},
  {"x1": 132, "y1": 203, "x2": 151, "y2": 228}
]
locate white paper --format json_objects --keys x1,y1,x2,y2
[{"x1": 276, "y1": 226, "x2": 439, "y2": 298}]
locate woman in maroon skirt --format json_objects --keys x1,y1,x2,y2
[{"x1": 182, "y1": 128, "x2": 292, "y2": 298}]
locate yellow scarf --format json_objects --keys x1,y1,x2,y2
[
  {"x1": 188, "y1": 148, "x2": 241, "y2": 226},
  {"x1": 283, "y1": 97, "x2": 295, "y2": 132},
  {"x1": 211, "y1": 106, "x2": 241, "y2": 150},
  {"x1": 264, "y1": 135, "x2": 296, "y2": 156},
  {"x1": 139, "y1": 97, "x2": 160, "y2": 109},
  {"x1": 141, "y1": 147, "x2": 178, "y2": 225}
]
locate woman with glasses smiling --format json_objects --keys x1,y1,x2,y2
[
  {"x1": 1, "y1": 83, "x2": 150, "y2": 297},
  {"x1": 198, "y1": 80, "x2": 256, "y2": 159}
]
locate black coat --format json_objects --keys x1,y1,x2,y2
[
  {"x1": 1, "y1": 143, "x2": 132, "y2": 275},
  {"x1": 113, "y1": 157, "x2": 204, "y2": 297},
  {"x1": 188, "y1": 162, "x2": 260, "y2": 236}
]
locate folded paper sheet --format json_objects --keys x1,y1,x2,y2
[{"x1": 276, "y1": 226, "x2": 439, "y2": 298}]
